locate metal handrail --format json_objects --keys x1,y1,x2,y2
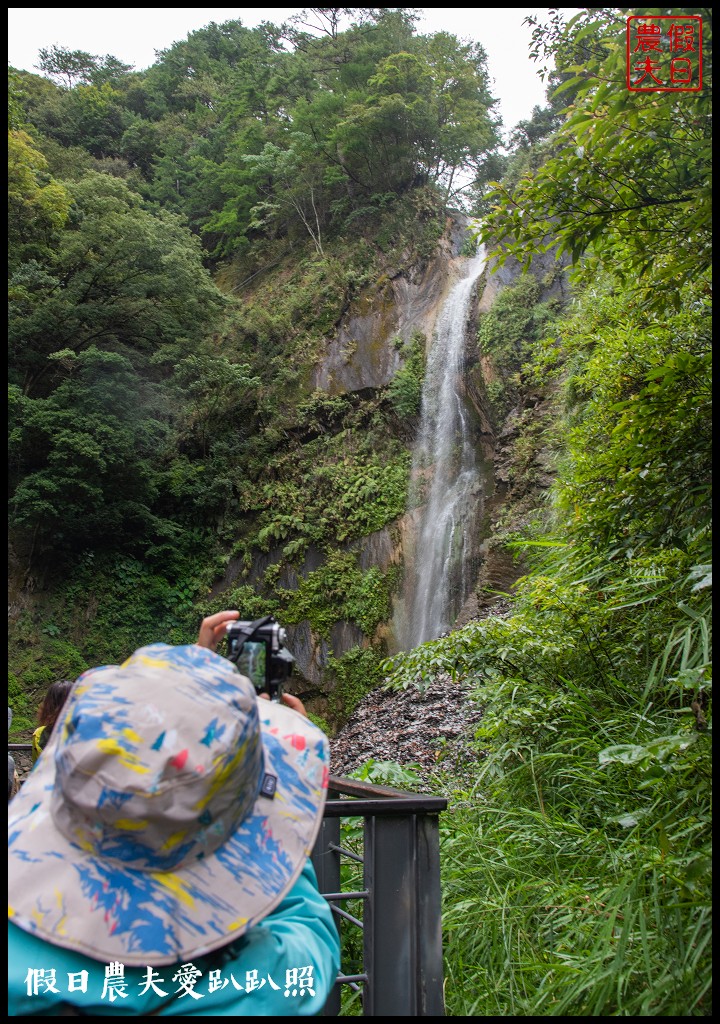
[{"x1": 312, "y1": 775, "x2": 447, "y2": 1016}]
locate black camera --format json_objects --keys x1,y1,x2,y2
[{"x1": 225, "y1": 615, "x2": 295, "y2": 702}]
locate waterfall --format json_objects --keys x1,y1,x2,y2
[{"x1": 395, "y1": 245, "x2": 487, "y2": 651}]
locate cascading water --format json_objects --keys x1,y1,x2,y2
[{"x1": 395, "y1": 245, "x2": 487, "y2": 651}]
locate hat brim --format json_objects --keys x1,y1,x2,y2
[{"x1": 8, "y1": 667, "x2": 329, "y2": 966}]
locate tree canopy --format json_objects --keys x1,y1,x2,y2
[{"x1": 479, "y1": 8, "x2": 711, "y2": 308}]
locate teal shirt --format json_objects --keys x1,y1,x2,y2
[{"x1": 8, "y1": 861, "x2": 340, "y2": 1016}]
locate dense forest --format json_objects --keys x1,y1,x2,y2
[{"x1": 8, "y1": 7, "x2": 711, "y2": 1016}]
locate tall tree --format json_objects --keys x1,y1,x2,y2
[
  {"x1": 36, "y1": 45, "x2": 133, "y2": 89},
  {"x1": 36, "y1": 45, "x2": 97, "y2": 88},
  {"x1": 243, "y1": 140, "x2": 329, "y2": 256},
  {"x1": 329, "y1": 34, "x2": 499, "y2": 198}
]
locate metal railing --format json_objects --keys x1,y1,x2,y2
[
  {"x1": 313, "y1": 775, "x2": 447, "y2": 1016},
  {"x1": 10, "y1": 746, "x2": 448, "y2": 1015}
]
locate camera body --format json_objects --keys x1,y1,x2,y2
[{"x1": 225, "y1": 615, "x2": 295, "y2": 702}]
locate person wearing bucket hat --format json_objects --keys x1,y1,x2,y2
[{"x1": 8, "y1": 610, "x2": 341, "y2": 1016}]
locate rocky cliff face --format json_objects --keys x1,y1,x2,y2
[
  {"x1": 211, "y1": 216, "x2": 566, "y2": 713},
  {"x1": 210, "y1": 213, "x2": 490, "y2": 694},
  {"x1": 298, "y1": 214, "x2": 502, "y2": 686},
  {"x1": 312, "y1": 213, "x2": 472, "y2": 395},
  {"x1": 327, "y1": 242, "x2": 571, "y2": 768}
]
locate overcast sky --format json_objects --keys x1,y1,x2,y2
[{"x1": 8, "y1": 7, "x2": 582, "y2": 134}]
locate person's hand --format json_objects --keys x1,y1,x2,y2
[
  {"x1": 259, "y1": 691, "x2": 308, "y2": 718},
  {"x1": 196, "y1": 610, "x2": 240, "y2": 652}
]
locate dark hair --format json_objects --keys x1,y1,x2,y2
[{"x1": 37, "y1": 680, "x2": 74, "y2": 733}]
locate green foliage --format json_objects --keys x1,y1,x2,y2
[
  {"x1": 382, "y1": 246, "x2": 712, "y2": 1013},
  {"x1": 9, "y1": 172, "x2": 226, "y2": 396},
  {"x1": 8, "y1": 168, "x2": 234, "y2": 568},
  {"x1": 11, "y1": 11, "x2": 497, "y2": 259},
  {"x1": 306, "y1": 710, "x2": 332, "y2": 736},
  {"x1": 476, "y1": 274, "x2": 561, "y2": 415},
  {"x1": 34, "y1": 82, "x2": 133, "y2": 157},
  {"x1": 8, "y1": 668, "x2": 47, "y2": 736},
  {"x1": 36, "y1": 45, "x2": 133, "y2": 90},
  {"x1": 349, "y1": 757, "x2": 424, "y2": 790},
  {"x1": 242, "y1": 428, "x2": 411, "y2": 559},
  {"x1": 386, "y1": 330, "x2": 427, "y2": 420},
  {"x1": 328, "y1": 645, "x2": 387, "y2": 721},
  {"x1": 54, "y1": 552, "x2": 204, "y2": 664},
  {"x1": 8, "y1": 129, "x2": 71, "y2": 267},
  {"x1": 548, "y1": 283, "x2": 712, "y2": 558},
  {"x1": 328, "y1": 35, "x2": 499, "y2": 199},
  {"x1": 444, "y1": 43, "x2": 712, "y2": 1015},
  {"x1": 151, "y1": 347, "x2": 261, "y2": 458},
  {"x1": 282, "y1": 552, "x2": 394, "y2": 641},
  {"x1": 243, "y1": 140, "x2": 330, "y2": 257},
  {"x1": 478, "y1": 275, "x2": 556, "y2": 368},
  {"x1": 387, "y1": 535, "x2": 711, "y2": 1015},
  {"x1": 202, "y1": 585, "x2": 278, "y2": 625},
  {"x1": 459, "y1": 229, "x2": 479, "y2": 257},
  {"x1": 9, "y1": 348, "x2": 167, "y2": 561},
  {"x1": 381, "y1": 77, "x2": 712, "y2": 992},
  {"x1": 8, "y1": 72, "x2": 30, "y2": 130},
  {"x1": 480, "y1": 9, "x2": 712, "y2": 310}
]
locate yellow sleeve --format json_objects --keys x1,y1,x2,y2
[{"x1": 31, "y1": 726, "x2": 46, "y2": 763}]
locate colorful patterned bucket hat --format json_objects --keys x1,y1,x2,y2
[{"x1": 8, "y1": 643, "x2": 330, "y2": 966}]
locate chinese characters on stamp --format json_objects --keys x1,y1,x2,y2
[{"x1": 627, "y1": 15, "x2": 703, "y2": 92}]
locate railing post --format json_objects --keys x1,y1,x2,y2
[
  {"x1": 311, "y1": 809, "x2": 343, "y2": 1015},
  {"x1": 363, "y1": 811, "x2": 445, "y2": 1016}
]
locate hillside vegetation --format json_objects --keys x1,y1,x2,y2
[
  {"x1": 8, "y1": 7, "x2": 711, "y2": 1016},
  {"x1": 9, "y1": 9, "x2": 499, "y2": 719},
  {"x1": 384, "y1": 8, "x2": 712, "y2": 1014}
]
